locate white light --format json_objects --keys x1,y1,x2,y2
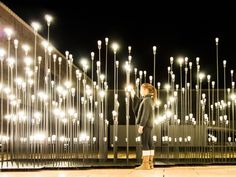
[
  {"x1": 99, "y1": 90, "x2": 105, "y2": 98},
  {"x1": 62, "y1": 118, "x2": 67, "y2": 124},
  {"x1": 45, "y1": 14, "x2": 53, "y2": 25},
  {"x1": 169, "y1": 96, "x2": 175, "y2": 103},
  {"x1": 125, "y1": 84, "x2": 133, "y2": 92},
  {"x1": 100, "y1": 74, "x2": 105, "y2": 81},
  {"x1": 41, "y1": 40, "x2": 49, "y2": 49},
  {"x1": 112, "y1": 110, "x2": 118, "y2": 117},
  {"x1": 91, "y1": 52, "x2": 95, "y2": 60},
  {"x1": 128, "y1": 55, "x2": 132, "y2": 62},
  {"x1": 79, "y1": 133, "x2": 89, "y2": 142},
  {"x1": 223, "y1": 60, "x2": 227, "y2": 67},
  {"x1": 64, "y1": 81, "x2": 72, "y2": 89},
  {"x1": 207, "y1": 75, "x2": 211, "y2": 81},
  {"x1": 0, "y1": 48, "x2": 6, "y2": 60},
  {"x1": 86, "y1": 88, "x2": 92, "y2": 97},
  {"x1": 202, "y1": 93, "x2": 206, "y2": 99},
  {"x1": 68, "y1": 109, "x2": 75, "y2": 116},
  {"x1": 105, "y1": 37, "x2": 109, "y2": 45},
  {"x1": 165, "y1": 84, "x2": 170, "y2": 91},
  {"x1": 65, "y1": 51, "x2": 69, "y2": 58},
  {"x1": 34, "y1": 133, "x2": 45, "y2": 142},
  {"x1": 196, "y1": 57, "x2": 200, "y2": 64},
  {"x1": 0, "y1": 135, "x2": 10, "y2": 142},
  {"x1": 53, "y1": 54, "x2": 57, "y2": 62},
  {"x1": 177, "y1": 57, "x2": 184, "y2": 66},
  {"x1": 153, "y1": 46, "x2": 157, "y2": 54},
  {"x1": 185, "y1": 115, "x2": 189, "y2": 121},
  {"x1": 112, "y1": 43, "x2": 119, "y2": 53},
  {"x1": 153, "y1": 136, "x2": 157, "y2": 142},
  {"x1": 174, "y1": 115, "x2": 178, "y2": 120},
  {"x1": 187, "y1": 83, "x2": 190, "y2": 88},
  {"x1": 149, "y1": 75, "x2": 153, "y2": 81},
  {"x1": 59, "y1": 136, "x2": 65, "y2": 142},
  {"x1": 7, "y1": 57, "x2": 15, "y2": 67},
  {"x1": 34, "y1": 112, "x2": 41, "y2": 120},
  {"x1": 189, "y1": 62, "x2": 192, "y2": 68},
  {"x1": 212, "y1": 81, "x2": 215, "y2": 87},
  {"x1": 31, "y1": 21, "x2": 41, "y2": 32},
  {"x1": 128, "y1": 46, "x2": 132, "y2": 53},
  {"x1": 231, "y1": 70, "x2": 234, "y2": 75},
  {"x1": 81, "y1": 58, "x2": 88, "y2": 68},
  {"x1": 48, "y1": 45, "x2": 53, "y2": 54},
  {"x1": 166, "y1": 110, "x2": 173, "y2": 118},
  {"x1": 155, "y1": 116, "x2": 164, "y2": 125},
  {"x1": 22, "y1": 44, "x2": 30, "y2": 54},
  {"x1": 199, "y1": 73, "x2": 205, "y2": 80},
  {"x1": 87, "y1": 112, "x2": 93, "y2": 120},
  {"x1": 52, "y1": 135, "x2": 56, "y2": 141},
  {"x1": 177, "y1": 119, "x2": 180, "y2": 124},
  {"x1": 13, "y1": 39, "x2": 19, "y2": 48},
  {"x1": 184, "y1": 57, "x2": 188, "y2": 64},
  {"x1": 4, "y1": 27, "x2": 13, "y2": 39},
  {"x1": 124, "y1": 62, "x2": 131, "y2": 72},
  {"x1": 215, "y1": 37, "x2": 219, "y2": 43},
  {"x1": 114, "y1": 61, "x2": 118, "y2": 68},
  {"x1": 97, "y1": 40, "x2": 102, "y2": 48},
  {"x1": 24, "y1": 56, "x2": 33, "y2": 66},
  {"x1": 212, "y1": 121, "x2": 215, "y2": 125},
  {"x1": 231, "y1": 94, "x2": 236, "y2": 100}
]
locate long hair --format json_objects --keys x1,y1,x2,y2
[{"x1": 141, "y1": 83, "x2": 157, "y2": 105}]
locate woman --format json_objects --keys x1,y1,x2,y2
[{"x1": 131, "y1": 83, "x2": 157, "y2": 170}]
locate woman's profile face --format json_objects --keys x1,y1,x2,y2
[{"x1": 140, "y1": 86, "x2": 148, "y2": 97}]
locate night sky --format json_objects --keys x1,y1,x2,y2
[{"x1": 1, "y1": 0, "x2": 236, "y2": 88}]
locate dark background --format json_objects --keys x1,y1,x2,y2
[{"x1": 1, "y1": 0, "x2": 236, "y2": 88}]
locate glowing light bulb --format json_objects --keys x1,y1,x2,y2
[
  {"x1": 22, "y1": 44, "x2": 30, "y2": 55},
  {"x1": 0, "y1": 48, "x2": 6, "y2": 61},
  {"x1": 199, "y1": 73, "x2": 205, "y2": 80},
  {"x1": 97, "y1": 40, "x2": 102, "y2": 49},
  {"x1": 91, "y1": 52, "x2": 95, "y2": 60},
  {"x1": 105, "y1": 37, "x2": 109, "y2": 45},
  {"x1": 45, "y1": 14, "x2": 53, "y2": 25},
  {"x1": 31, "y1": 21, "x2": 41, "y2": 32},
  {"x1": 177, "y1": 57, "x2": 184, "y2": 66},
  {"x1": 153, "y1": 46, "x2": 157, "y2": 54},
  {"x1": 112, "y1": 43, "x2": 119, "y2": 54},
  {"x1": 4, "y1": 27, "x2": 13, "y2": 39}
]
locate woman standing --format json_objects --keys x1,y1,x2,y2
[{"x1": 131, "y1": 83, "x2": 157, "y2": 170}]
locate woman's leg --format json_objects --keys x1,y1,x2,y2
[
  {"x1": 148, "y1": 128, "x2": 155, "y2": 169},
  {"x1": 136, "y1": 127, "x2": 150, "y2": 170}
]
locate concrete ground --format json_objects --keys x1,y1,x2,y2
[{"x1": 1, "y1": 166, "x2": 236, "y2": 177}]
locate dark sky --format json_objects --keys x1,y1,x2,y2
[{"x1": 1, "y1": 0, "x2": 236, "y2": 88}]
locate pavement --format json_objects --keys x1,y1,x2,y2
[{"x1": 1, "y1": 165, "x2": 236, "y2": 177}]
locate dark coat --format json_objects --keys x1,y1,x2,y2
[{"x1": 131, "y1": 94, "x2": 154, "y2": 128}]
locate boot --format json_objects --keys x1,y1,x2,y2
[
  {"x1": 149, "y1": 150, "x2": 155, "y2": 169},
  {"x1": 135, "y1": 150, "x2": 150, "y2": 170},
  {"x1": 149, "y1": 155, "x2": 154, "y2": 169}
]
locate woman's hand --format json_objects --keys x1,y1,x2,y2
[
  {"x1": 131, "y1": 88, "x2": 135, "y2": 98},
  {"x1": 138, "y1": 126, "x2": 143, "y2": 134}
]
